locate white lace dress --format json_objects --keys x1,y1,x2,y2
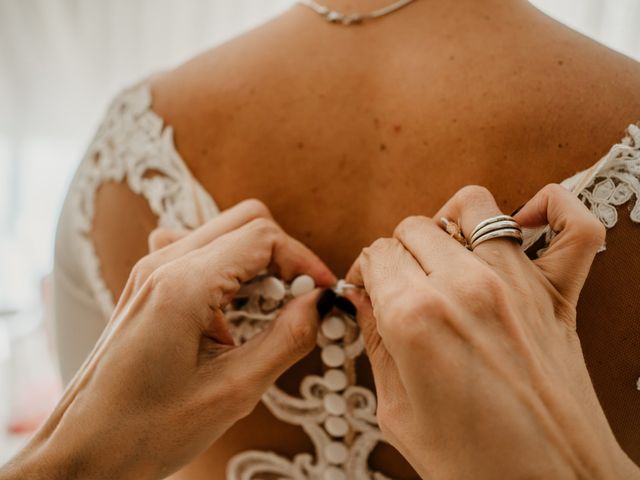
[{"x1": 52, "y1": 83, "x2": 640, "y2": 480}]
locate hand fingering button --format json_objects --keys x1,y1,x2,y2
[
  {"x1": 324, "y1": 416, "x2": 349, "y2": 437},
  {"x1": 323, "y1": 466, "x2": 347, "y2": 480},
  {"x1": 324, "y1": 369, "x2": 347, "y2": 391},
  {"x1": 321, "y1": 315, "x2": 346, "y2": 340},
  {"x1": 324, "y1": 393, "x2": 346, "y2": 415},
  {"x1": 321, "y1": 345, "x2": 345, "y2": 367},
  {"x1": 261, "y1": 276, "x2": 286, "y2": 301},
  {"x1": 290, "y1": 274, "x2": 316, "y2": 297},
  {"x1": 325, "y1": 442, "x2": 349, "y2": 464}
]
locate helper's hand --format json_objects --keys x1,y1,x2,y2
[
  {"x1": 346, "y1": 185, "x2": 640, "y2": 480},
  {"x1": 3, "y1": 199, "x2": 336, "y2": 480}
]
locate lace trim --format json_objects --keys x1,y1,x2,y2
[
  {"x1": 522, "y1": 124, "x2": 640, "y2": 251},
  {"x1": 73, "y1": 83, "x2": 219, "y2": 318},
  {"x1": 224, "y1": 275, "x2": 387, "y2": 479}
]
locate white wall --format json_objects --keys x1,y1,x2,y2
[{"x1": 0, "y1": 0, "x2": 294, "y2": 309}]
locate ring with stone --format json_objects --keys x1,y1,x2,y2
[{"x1": 439, "y1": 217, "x2": 468, "y2": 247}]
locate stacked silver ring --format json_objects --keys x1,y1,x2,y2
[{"x1": 468, "y1": 214, "x2": 523, "y2": 250}]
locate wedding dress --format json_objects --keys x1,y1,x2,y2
[{"x1": 52, "y1": 82, "x2": 640, "y2": 480}]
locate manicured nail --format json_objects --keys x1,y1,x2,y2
[
  {"x1": 510, "y1": 204, "x2": 525, "y2": 216},
  {"x1": 316, "y1": 288, "x2": 336, "y2": 318},
  {"x1": 335, "y1": 296, "x2": 356, "y2": 318}
]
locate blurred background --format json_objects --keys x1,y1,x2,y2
[{"x1": 1, "y1": 0, "x2": 639, "y2": 464}]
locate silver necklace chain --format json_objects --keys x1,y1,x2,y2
[{"x1": 299, "y1": 0, "x2": 417, "y2": 25}]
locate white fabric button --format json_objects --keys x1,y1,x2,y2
[
  {"x1": 323, "y1": 466, "x2": 346, "y2": 480},
  {"x1": 324, "y1": 416, "x2": 349, "y2": 437},
  {"x1": 261, "y1": 276, "x2": 285, "y2": 301},
  {"x1": 321, "y1": 345, "x2": 345, "y2": 367},
  {"x1": 321, "y1": 315, "x2": 346, "y2": 340},
  {"x1": 324, "y1": 369, "x2": 347, "y2": 391},
  {"x1": 324, "y1": 393, "x2": 346, "y2": 415},
  {"x1": 325, "y1": 442, "x2": 349, "y2": 464},
  {"x1": 290, "y1": 274, "x2": 316, "y2": 297}
]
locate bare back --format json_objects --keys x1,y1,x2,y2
[{"x1": 85, "y1": 1, "x2": 640, "y2": 477}]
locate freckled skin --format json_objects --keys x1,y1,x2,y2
[{"x1": 91, "y1": 0, "x2": 640, "y2": 478}]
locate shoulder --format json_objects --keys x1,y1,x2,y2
[{"x1": 534, "y1": 14, "x2": 640, "y2": 141}]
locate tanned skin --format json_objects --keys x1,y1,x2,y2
[{"x1": 91, "y1": 1, "x2": 640, "y2": 478}]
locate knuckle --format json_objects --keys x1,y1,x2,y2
[
  {"x1": 238, "y1": 198, "x2": 272, "y2": 220},
  {"x1": 369, "y1": 237, "x2": 396, "y2": 251},
  {"x1": 247, "y1": 217, "x2": 280, "y2": 239},
  {"x1": 455, "y1": 185, "x2": 494, "y2": 204},
  {"x1": 144, "y1": 263, "x2": 177, "y2": 296},
  {"x1": 367, "y1": 237, "x2": 402, "y2": 255},
  {"x1": 394, "y1": 215, "x2": 430, "y2": 238},
  {"x1": 543, "y1": 184, "x2": 606, "y2": 246},
  {"x1": 468, "y1": 267, "x2": 505, "y2": 295},
  {"x1": 147, "y1": 228, "x2": 165, "y2": 251},
  {"x1": 460, "y1": 267, "x2": 508, "y2": 308},
  {"x1": 381, "y1": 291, "x2": 444, "y2": 340},
  {"x1": 131, "y1": 256, "x2": 158, "y2": 285},
  {"x1": 407, "y1": 291, "x2": 446, "y2": 316},
  {"x1": 478, "y1": 269, "x2": 505, "y2": 293},
  {"x1": 361, "y1": 238, "x2": 397, "y2": 264},
  {"x1": 574, "y1": 215, "x2": 606, "y2": 247},
  {"x1": 542, "y1": 182, "x2": 564, "y2": 196}
]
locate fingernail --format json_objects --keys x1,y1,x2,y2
[
  {"x1": 510, "y1": 204, "x2": 525, "y2": 216},
  {"x1": 335, "y1": 296, "x2": 356, "y2": 318},
  {"x1": 316, "y1": 288, "x2": 336, "y2": 318}
]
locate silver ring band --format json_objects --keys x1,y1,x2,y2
[
  {"x1": 468, "y1": 215, "x2": 523, "y2": 250},
  {"x1": 469, "y1": 228, "x2": 523, "y2": 250},
  {"x1": 470, "y1": 215, "x2": 516, "y2": 237},
  {"x1": 469, "y1": 219, "x2": 521, "y2": 246}
]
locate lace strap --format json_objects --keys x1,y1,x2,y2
[{"x1": 71, "y1": 82, "x2": 219, "y2": 317}]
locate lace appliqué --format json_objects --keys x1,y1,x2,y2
[
  {"x1": 73, "y1": 83, "x2": 219, "y2": 318},
  {"x1": 522, "y1": 124, "x2": 640, "y2": 252},
  {"x1": 225, "y1": 275, "x2": 389, "y2": 480},
  {"x1": 577, "y1": 124, "x2": 640, "y2": 227},
  {"x1": 72, "y1": 84, "x2": 392, "y2": 479}
]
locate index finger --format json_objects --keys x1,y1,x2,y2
[
  {"x1": 166, "y1": 217, "x2": 336, "y2": 314},
  {"x1": 345, "y1": 238, "x2": 428, "y2": 339},
  {"x1": 138, "y1": 199, "x2": 336, "y2": 292}
]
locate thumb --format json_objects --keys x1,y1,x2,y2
[
  {"x1": 343, "y1": 288, "x2": 385, "y2": 366},
  {"x1": 225, "y1": 289, "x2": 328, "y2": 393},
  {"x1": 514, "y1": 183, "x2": 606, "y2": 304},
  {"x1": 343, "y1": 288, "x2": 406, "y2": 409}
]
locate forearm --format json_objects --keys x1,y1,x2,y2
[
  {"x1": 0, "y1": 444, "x2": 70, "y2": 480},
  {"x1": 0, "y1": 420, "x2": 159, "y2": 480},
  {"x1": 0, "y1": 440, "x2": 160, "y2": 480}
]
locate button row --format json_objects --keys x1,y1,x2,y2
[{"x1": 319, "y1": 310, "x2": 350, "y2": 475}]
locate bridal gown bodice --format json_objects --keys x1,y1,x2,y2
[{"x1": 53, "y1": 83, "x2": 640, "y2": 479}]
